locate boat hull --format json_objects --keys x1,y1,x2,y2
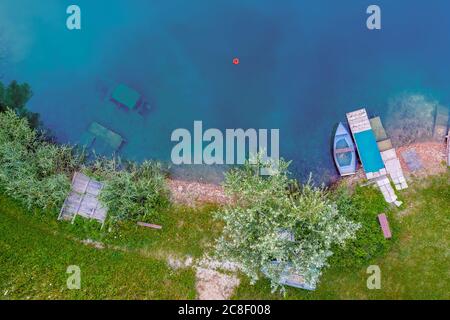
[{"x1": 333, "y1": 123, "x2": 357, "y2": 176}]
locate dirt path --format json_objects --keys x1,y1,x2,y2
[{"x1": 167, "y1": 255, "x2": 241, "y2": 300}]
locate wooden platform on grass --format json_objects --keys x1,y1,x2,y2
[
  {"x1": 378, "y1": 213, "x2": 392, "y2": 239},
  {"x1": 58, "y1": 172, "x2": 108, "y2": 226}
]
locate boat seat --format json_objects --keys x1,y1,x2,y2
[{"x1": 335, "y1": 147, "x2": 353, "y2": 154}]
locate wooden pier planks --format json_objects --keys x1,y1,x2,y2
[
  {"x1": 381, "y1": 149, "x2": 408, "y2": 190},
  {"x1": 347, "y1": 109, "x2": 385, "y2": 179},
  {"x1": 369, "y1": 116, "x2": 408, "y2": 190},
  {"x1": 375, "y1": 176, "x2": 398, "y2": 204},
  {"x1": 347, "y1": 109, "x2": 406, "y2": 206},
  {"x1": 347, "y1": 108, "x2": 372, "y2": 134}
]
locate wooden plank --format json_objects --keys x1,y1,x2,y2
[
  {"x1": 370, "y1": 117, "x2": 388, "y2": 141},
  {"x1": 346, "y1": 108, "x2": 371, "y2": 133},
  {"x1": 376, "y1": 177, "x2": 397, "y2": 203},
  {"x1": 58, "y1": 197, "x2": 68, "y2": 220},
  {"x1": 378, "y1": 213, "x2": 392, "y2": 239},
  {"x1": 94, "y1": 206, "x2": 107, "y2": 222},
  {"x1": 377, "y1": 139, "x2": 393, "y2": 152},
  {"x1": 381, "y1": 148, "x2": 408, "y2": 190},
  {"x1": 447, "y1": 129, "x2": 450, "y2": 166},
  {"x1": 137, "y1": 222, "x2": 162, "y2": 229},
  {"x1": 58, "y1": 172, "x2": 108, "y2": 225},
  {"x1": 335, "y1": 147, "x2": 353, "y2": 154},
  {"x1": 86, "y1": 179, "x2": 103, "y2": 196},
  {"x1": 78, "y1": 194, "x2": 99, "y2": 218},
  {"x1": 72, "y1": 172, "x2": 90, "y2": 194}
]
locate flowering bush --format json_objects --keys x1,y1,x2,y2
[{"x1": 214, "y1": 157, "x2": 360, "y2": 292}]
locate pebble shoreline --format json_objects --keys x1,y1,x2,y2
[{"x1": 167, "y1": 141, "x2": 448, "y2": 207}]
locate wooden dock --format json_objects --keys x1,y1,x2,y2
[
  {"x1": 346, "y1": 109, "x2": 386, "y2": 179},
  {"x1": 381, "y1": 149, "x2": 408, "y2": 190},
  {"x1": 370, "y1": 116, "x2": 408, "y2": 190},
  {"x1": 58, "y1": 172, "x2": 108, "y2": 226},
  {"x1": 347, "y1": 109, "x2": 405, "y2": 207}
]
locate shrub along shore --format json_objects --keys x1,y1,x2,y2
[{"x1": 0, "y1": 109, "x2": 170, "y2": 226}]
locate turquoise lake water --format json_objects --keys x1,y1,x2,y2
[{"x1": 1, "y1": 0, "x2": 450, "y2": 183}]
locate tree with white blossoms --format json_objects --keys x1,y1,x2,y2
[{"x1": 214, "y1": 156, "x2": 360, "y2": 292}]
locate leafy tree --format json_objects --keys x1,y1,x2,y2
[
  {"x1": 0, "y1": 80, "x2": 39, "y2": 128},
  {"x1": 4, "y1": 80, "x2": 32, "y2": 109},
  {"x1": 214, "y1": 157, "x2": 360, "y2": 292}
]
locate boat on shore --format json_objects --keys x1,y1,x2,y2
[{"x1": 333, "y1": 122, "x2": 357, "y2": 176}]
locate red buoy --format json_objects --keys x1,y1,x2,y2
[{"x1": 233, "y1": 58, "x2": 240, "y2": 65}]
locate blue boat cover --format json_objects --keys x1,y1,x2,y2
[{"x1": 354, "y1": 130, "x2": 385, "y2": 173}]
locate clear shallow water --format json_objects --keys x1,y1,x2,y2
[{"x1": 1, "y1": 0, "x2": 450, "y2": 183}]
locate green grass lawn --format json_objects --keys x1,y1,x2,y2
[
  {"x1": 0, "y1": 198, "x2": 220, "y2": 299},
  {"x1": 233, "y1": 172, "x2": 450, "y2": 299},
  {"x1": 0, "y1": 172, "x2": 449, "y2": 299}
]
